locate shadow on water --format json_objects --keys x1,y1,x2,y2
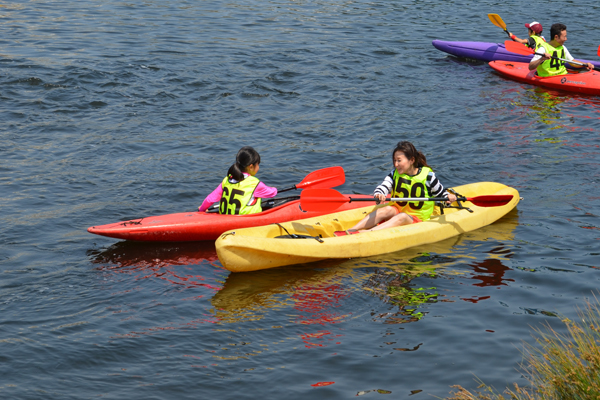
[{"x1": 443, "y1": 55, "x2": 487, "y2": 67}]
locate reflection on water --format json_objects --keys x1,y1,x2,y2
[
  {"x1": 521, "y1": 89, "x2": 568, "y2": 136},
  {"x1": 488, "y1": 86, "x2": 600, "y2": 146},
  {"x1": 84, "y1": 210, "x2": 519, "y2": 349},
  {"x1": 210, "y1": 209, "x2": 519, "y2": 326},
  {"x1": 469, "y1": 252, "x2": 514, "y2": 288},
  {"x1": 88, "y1": 241, "x2": 224, "y2": 291},
  {"x1": 363, "y1": 266, "x2": 441, "y2": 324},
  {"x1": 89, "y1": 240, "x2": 220, "y2": 267},
  {"x1": 210, "y1": 263, "x2": 361, "y2": 324},
  {"x1": 292, "y1": 281, "x2": 350, "y2": 326}
]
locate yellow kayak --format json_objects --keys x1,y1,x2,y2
[{"x1": 215, "y1": 182, "x2": 520, "y2": 273}]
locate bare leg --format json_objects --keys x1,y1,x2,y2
[
  {"x1": 348, "y1": 206, "x2": 398, "y2": 231},
  {"x1": 368, "y1": 212, "x2": 414, "y2": 231}
]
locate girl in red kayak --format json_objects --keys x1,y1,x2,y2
[
  {"x1": 198, "y1": 146, "x2": 278, "y2": 214},
  {"x1": 335, "y1": 141, "x2": 456, "y2": 236}
]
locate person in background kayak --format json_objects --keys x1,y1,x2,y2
[
  {"x1": 198, "y1": 146, "x2": 277, "y2": 214},
  {"x1": 508, "y1": 21, "x2": 545, "y2": 49},
  {"x1": 528, "y1": 23, "x2": 594, "y2": 76},
  {"x1": 334, "y1": 141, "x2": 457, "y2": 236}
]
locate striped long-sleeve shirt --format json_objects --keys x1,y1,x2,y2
[{"x1": 373, "y1": 168, "x2": 449, "y2": 199}]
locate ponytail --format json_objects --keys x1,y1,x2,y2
[
  {"x1": 227, "y1": 146, "x2": 261, "y2": 181},
  {"x1": 392, "y1": 141, "x2": 430, "y2": 169}
]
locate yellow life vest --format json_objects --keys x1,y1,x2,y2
[
  {"x1": 530, "y1": 35, "x2": 545, "y2": 50},
  {"x1": 537, "y1": 41, "x2": 567, "y2": 77},
  {"x1": 219, "y1": 175, "x2": 262, "y2": 215},
  {"x1": 391, "y1": 166, "x2": 435, "y2": 221}
]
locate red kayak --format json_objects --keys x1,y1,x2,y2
[
  {"x1": 87, "y1": 195, "x2": 372, "y2": 242},
  {"x1": 489, "y1": 60, "x2": 600, "y2": 96},
  {"x1": 88, "y1": 166, "x2": 372, "y2": 242}
]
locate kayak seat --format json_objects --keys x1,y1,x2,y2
[
  {"x1": 273, "y1": 223, "x2": 324, "y2": 243},
  {"x1": 333, "y1": 230, "x2": 360, "y2": 237}
]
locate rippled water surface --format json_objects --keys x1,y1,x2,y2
[{"x1": 2, "y1": 0, "x2": 600, "y2": 398}]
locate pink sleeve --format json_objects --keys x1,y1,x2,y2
[
  {"x1": 254, "y1": 182, "x2": 278, "y2": 199},
  {"x1": 198, "y1": 183, "x2": 223, "y2": 212}
]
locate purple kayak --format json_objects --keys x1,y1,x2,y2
[{"x1": 432, "y1": 40, "x2": 600, "y2": 69}]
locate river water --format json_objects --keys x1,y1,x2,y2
[{"x1": 2, "y1": 0, "x2": 600, "y2": 398}]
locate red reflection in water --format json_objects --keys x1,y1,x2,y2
[
  {"x1": 462, "y1": 296, "x2": 491, "y2": 304},
  {"x1": 90, "y1": 242, "x2": 225, "y2": 339},
  {"x1": 292, "y1": 283, "x2": 350, "y2": 325},
  {"x1": 292, "y1": 282, "x2": 350, "y2": 349},
  {"x1": 469, "y1": 258, "x2": 514, "y2": 288},
  {"x1": 488, "y1": 88, "x2": 600, "y2": 163},
  {"x1": 300, "y1": 330, "x2": 343, "y2": 348},
  {"x1": 565, "y1": 210, "x2": 600, "y2": 238},
  {"x1": 90, "y1": 241, "x2": 223, "y2": 290}
]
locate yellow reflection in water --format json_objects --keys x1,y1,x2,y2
[
  {"x1": 210, "y1": 209, "x2": 519, "y2": 324},
  {"x1": 491, "y1": 86, "x2": 600, "y2": 146},
  {"x1": 87, "y1": 210, "x2": 518, "y2": 351}
]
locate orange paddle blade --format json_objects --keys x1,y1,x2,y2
[
  {"x1": 295, "y1": 166, "x2": 345, "y2": 190},
  {"x1": 504, "y1": 40, "x2": 535, "y2": 55},
  {"x1": 597, "y1": 45, "x2": 600, "y2": 57},
  {"x1": 488, "y1": 14, "x2": 507, "y2": 31}
]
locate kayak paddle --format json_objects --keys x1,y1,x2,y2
[
  {"x1": 504, "y1": 40, "x2": 588, "y2": 67},
  {"x1": 488, "y1": 13, "x2": 511, "y2": 38},
  {"x1": 300, "y1": 188, "x2": 514, "y2": 212},
  {"x1": 278, "y1": 166, "x2": 345, "y2": 193},
  {"x1": 206, "y1": 166, "x2": 345, "y2": 212},
  {"x1": 597, "y1": 44, "x2": 600, "y2": 57}
]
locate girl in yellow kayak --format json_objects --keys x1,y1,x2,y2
[
  {"x1": 335, "y1": 141, "x2": 457, "y2": 236},
  {"x1": 198, "y1": 146, "x2": 278, "y2": 215}
]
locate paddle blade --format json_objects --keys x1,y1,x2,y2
[
  {"x1": 295, "y1": 166, "x2": 345, "y2": 190},
  {"x1": 467, "y1": 195, "x2": 514, "y2": 207},
  {"x1": 300, "y1": 188, "x2": 354, "y2": 212},
  {"x1": 504, "y1": 40, "x2": 535, "y2": 56},
  {"x1": 597, "y1": 45, "x2": 600, "y2": 57},
  {"x1": 488, "y1": 13, "x2": 507, "y2": 30}
]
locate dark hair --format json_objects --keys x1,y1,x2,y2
[
  {"x1": 392, "y1": 141, "x2": 430, "y2": 169},
  {"x1": 227, "y1": 146, "x2": 261, "y2": 181},
  {"x1": 550, "y1": 23, "x2": 566, "y2": 42}
]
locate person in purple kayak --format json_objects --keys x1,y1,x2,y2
[
  {"x1": 508, "y1": 21, "x2": 545, "y2": 50},
  {"x1": 198, "y1": 146, "x2": 278, "y2": 214}
]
